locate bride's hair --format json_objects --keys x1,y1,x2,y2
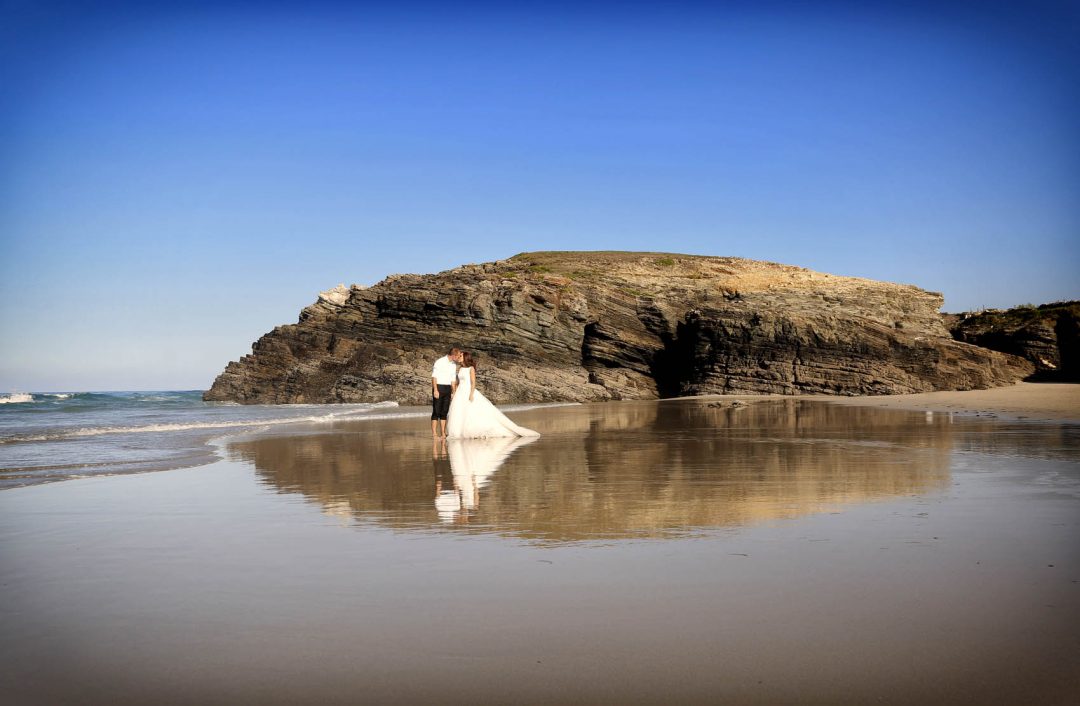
[{"x1": 461, "y1": 352, "x2": 476, "y2": 368}]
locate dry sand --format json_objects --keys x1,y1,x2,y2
[
  {"x1": 823, "y1": 381, "x2": 1080, "y2": 422},
  {"x1": 682, "y1": 382, "x2": 1080, "y2": 422}
]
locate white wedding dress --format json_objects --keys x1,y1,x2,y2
[{"x1": 446, "y1": 366, "x2": 540, "y2": 439}]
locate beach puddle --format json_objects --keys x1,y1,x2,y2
[{"x1": 224, "y1": 399, "x2": 1074, "y2": 542}]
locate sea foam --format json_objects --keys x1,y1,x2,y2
[{"x1": 0, "y1": 401, "x2": 402, "y2": 444}]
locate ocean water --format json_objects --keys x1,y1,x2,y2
[
  {"x1": 0, "y1": 390, "x2": 413, "y2": 488},
  {"x1": 0, "y1": 391, "x2": 573, "y2": 489}
]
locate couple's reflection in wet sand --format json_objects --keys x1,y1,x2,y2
[
  {"x1": 218, "y1": 400, "x2": 1029, "y2": 542},
  {"x1": 432, "y1": 435, "x2": 539, "y2": 524}
]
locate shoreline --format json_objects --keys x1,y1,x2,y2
[{"x1": 3, "y1": 384, "x2": 1075, "y2": 491}]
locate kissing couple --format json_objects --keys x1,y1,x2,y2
[{"x1": 431, "y1": 347, "x2": 540, "y2": 440}]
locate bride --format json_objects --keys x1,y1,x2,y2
[{"x1": 446, "y1": 352, "x2": 540, "y2": 439}]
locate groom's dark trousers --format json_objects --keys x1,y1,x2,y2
[{"x1": 432, "y1": 385, "x2": 452, "y2": 420}]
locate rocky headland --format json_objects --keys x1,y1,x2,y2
[
  {"x1": 204, "y1": 252, "x2": 1034, "y2": 404},
  {"x1": 945, "y1": 301, "x2": 1079, "y2": 381}
]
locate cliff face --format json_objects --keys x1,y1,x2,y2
[
  {"x1": 946, "y1": 301, "x2": 1079, "y2": 381},
  {"x1": 204, "y1": 252, "x2": 1033, "y2": 404}
]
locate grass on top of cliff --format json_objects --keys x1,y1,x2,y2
[
  {"x1": 507, "y1": 251, "x2": 726, "y2": 278},
  {"x1": 510, "y1": 251, "x2": 707, "y2": 267},
  {"x1": 501, "y1": 251, "x2": 867, "y2": 295},
  {"x1": 494, "y1": 251, "x2": 941, "y2": 304},
  {"x1": 504, "y1": 251, "x2": 725, "y2": 288},
  {"x1": 950, "y1": 301, "x2": 1080, "y2": 331}
]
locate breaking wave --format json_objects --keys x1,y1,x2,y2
[{"x1": 0, "y1": 401, "x2": 400, "y2": 444}]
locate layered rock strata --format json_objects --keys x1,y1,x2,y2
[
  {"x1": 946, "y1": 301, "x2": 1079, "y2": 381},
  {"x1": 205, "y1": 252, "x2": 1033, "y2": 404}
]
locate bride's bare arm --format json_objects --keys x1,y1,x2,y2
[{"x1": 469, "y1": 368, "x2": 476, "y2": 401}]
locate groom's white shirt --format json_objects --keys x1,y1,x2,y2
[{"x1": 432, "y1": 356, "x2": 457, "y2": 385}]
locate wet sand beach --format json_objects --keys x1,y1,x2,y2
[{"x1": 2, "y1": 396, "x2": 1078, "y2": 704}]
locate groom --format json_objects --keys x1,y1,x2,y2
[{"x1": 431, "y1": 347, "x2": 462, "y2": 438}]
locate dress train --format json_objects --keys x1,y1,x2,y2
[{"x1": 446, "y1": 367, "x2": 540, "y2": 439}]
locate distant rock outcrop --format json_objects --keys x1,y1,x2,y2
[
  {"x1": 204, "y1": 252, "x2": 1034, "y2": 404},
  {"x1": 946, "y1": 301, "x2": 1079, "y2": 381}
]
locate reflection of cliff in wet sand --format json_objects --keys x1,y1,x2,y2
[{"x1": 229, "y1": 401, "x2": 955, "y2": 541}]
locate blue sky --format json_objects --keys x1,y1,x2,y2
[{"x1": 1, "y1": 0, "x2": 1077, "y2": 391}]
